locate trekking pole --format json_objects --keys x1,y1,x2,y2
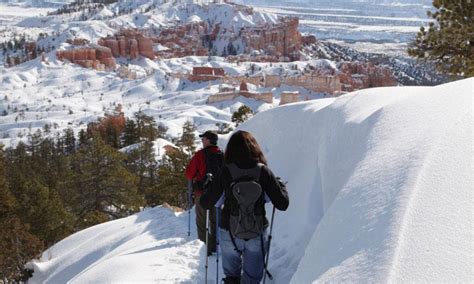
[
  {"x1": 187, "y1": 180, "x2": 192, "y2": 237},
  {"x1": 215, "y1": 208, "x2": 220, "y2": 283},
  {"x1": 263, "y1": 206, "x2": 276, "y2": 284},
  {"x1": 205, "y1": 209, "x2": 210, "y2": 283}
]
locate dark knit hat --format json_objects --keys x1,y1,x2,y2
[{"x1": 199, "y1": 130, "x2": 218, "y2": 144}]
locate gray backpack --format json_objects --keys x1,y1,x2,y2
[{"x1": 227, "y1": 163, "x2": 266, "y2": 240}]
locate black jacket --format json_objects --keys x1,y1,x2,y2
[{"x1": 200, "y1": 160, "x2": 289, "y2": 230}]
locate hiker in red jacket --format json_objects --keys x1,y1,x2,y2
[{"x1": 185, "y1": 130, "x2": 223, "y2": 255}]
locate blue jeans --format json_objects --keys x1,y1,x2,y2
[{"x1": 219, "y1": 228, "x2": 267, "y2": 284}]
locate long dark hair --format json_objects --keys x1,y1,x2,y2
[{"x1": 224, "y1": 130, "x2": 267, "y2": 166}]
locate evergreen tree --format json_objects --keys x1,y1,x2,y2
[
  {"x1": 5, "y1": 140, "x2": 74, "y2": 246},
  {"x1": 135, "y1": 112, "x2": 158, "y2": 143},
  {"x1": 70, "y1": 135, "x2": 143, "y2": 229},
  {"x1": 0, "y1": 146, "x2": 14, "y2": 215},
  {"x1": 78, "y1": 129, "x2": 88, "y2": 146},
  {"x1": 122, "y1": 118, "x2": 139, "y2": 147},
  {"x1": 0, "y1": 217, "x2": 42, "y2": 282},
  {"x1": 408, "y1": 0, "x2": 474, "y2": 77},
  {"x1": 15, "y1": 179, "x2": 73, "y2": 244},
  {"x1": 63, "y1": 128, "x2": 76, "y2": 154},
  {"x1": 5, "y1": 142, "x2": 30, "y2": 194},
  {"x1": 105, "y1": 121, "x2": 122, "y2": 148},
  {"x1": 216, "y1": 122, "x2": 234, "y2": 134},
  {"x1": 149, "y1": 122, "x2": 196, "y2": 208},
  {"x1": 0, "y1": 145, "x2": 43, "y2": 282},
  {"x1": 151, "y1": 147, "x2": 189, "y2": 208},
  {"x1": 125, "y1": 141, "x2": 159, "y2": 206},
  {"x1": 231, "y1": 105, "x2": 254, "y2": 126},
  {"x1": 176, "y1": 121, "x2": 196, "y2": 155}
]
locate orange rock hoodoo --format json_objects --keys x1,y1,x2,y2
[{"x1": 56, "y1": 46, "x2": 116, "y2": 70}]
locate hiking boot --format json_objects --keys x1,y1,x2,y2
[
  {"x1": 207, "y1": 248, "x2": 216, "y2": 256},
  {"x1": 222, "y1": 276, "x2": 240, "y2": 284}
]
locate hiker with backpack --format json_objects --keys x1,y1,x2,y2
[
  {"x1": 185, "y1": 130, "x2": 224, "y2": 256},
  {"x1": 200, "y1": 130, "x2": 289, "y2": 284}
]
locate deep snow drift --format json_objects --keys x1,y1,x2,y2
[{"x1": 28, "y1": 78, "x2": 473, "y2": 283}]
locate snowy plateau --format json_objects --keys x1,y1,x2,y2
[{"x1": 0, "y1": 0, "x2": 472, "y2": 282}]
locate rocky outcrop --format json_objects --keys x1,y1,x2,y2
[
  {"x1": 241, "y1": 17, "x2": 302, "y2": 61},
  {"x1": 183, "y1": 61, "x2": 396, "y2": 95},
  {"x1": 265, "y1": 74, "x2": 342, "y2": 94},
  {"x1": 208, "y1": 81, "x2": 273, "y2": 104},
  {"x1": 56, "y1": 46, "x2": 116, "y2": 70},
  {"x1": 189, "y1": 67, "x2": 225, "y2": 81},
  {"x1": 193, "y1": 67, "x2": 225, "y2": 76},
  {"x1": 280, "y1": 92, "x2": 300, "y2": 105},
  {"x1": 138, "y1": 37, "x2": 154, "y2": 59},
  {"x1": 208, "y1": 91, "x2": 273, "y2": 104},
  {"x1": 98, "y1": 29, "x2": 155, "y2": 60},
  {"x1": 66, "y1": 38, "x2": 90, "y2": 46},
  {"x1": 338, "y1": 62, "x2": 398, "y2": 92},
  {"x1": 154, "y1": 22, "x2": 209, "y2": 59},
  {"x1": 302, "y1": 35, "x2": 317, "y2": 45},
  {"x1": 240, "y1": 81, "x2": 249, "y2": 92}
]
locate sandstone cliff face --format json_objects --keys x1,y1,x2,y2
[
  {"x1": 280, "y1": 92, "x2": 300, "y2": 105},
  {"x1": 154, "y1": 22, "x2": 209, "y2": 59},
  {"x1": 241, "y1": 17, "x2": 302, "y2": 61},
  {"x1": 56, "y1": 47, "x2": 116, "y2": 70},
  {"x1": 98, "y1": 29, "x2": 155, "y2": 60},
  {"x1": 338, "y1": 62, "x2": 397, "y2": 91},
  {"x1": 208, "y1": 90, "x2": 273, "y2": 104},
  {"x1": 189, "y1": 67, "x2": 225, "y2": 81},
  {"x1": 187, "y1": 61, "x2": 396, "y2": 97}
]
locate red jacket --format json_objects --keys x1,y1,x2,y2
[{"x1": 185, "y1": 145, "x2": 221, "y2": 195}]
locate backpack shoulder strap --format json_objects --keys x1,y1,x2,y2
[
  {"x1": 227, "y1": 163, "x2": 263, "y2": 181},
  {"x1": 203, "y1": 147, "x2": 216, "y2": 168}
]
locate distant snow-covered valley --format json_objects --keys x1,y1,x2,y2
[{"x1": 248, "y1": 0, "x2": 432, "y2": 55}]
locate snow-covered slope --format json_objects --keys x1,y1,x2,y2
[
  {"x1": 28, "y1": 78, "x2": 473, "y2": 283},
  {"x1": 0, "y1": 54, "x2": 331, "y2": 147}
]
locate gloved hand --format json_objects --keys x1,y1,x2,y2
[{"x1": 276, "y1": 177, "x2": 287, "y2": 188}]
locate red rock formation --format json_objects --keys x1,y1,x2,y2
[
  {"x1": 118, "y1": 37, "x2": 127, "y2": 57},
  {"x1": 129, "y1": 39, "x2": 139, "y2": 59},
  {"x1": 302, "y1": 35, "x2": 317, "y2": 45},
  {"x1": 338, "y1": 62, "x2": 397, "y2": 91},
  {"x1": 185, "y1": 61, "x2": 395, "y2": 95},
  {"x1": 66, "y1": 38, "x2": 90, "y2": 46},
  {"x1": 98, "y1": 29, "x2": 155, "y2": 60},
  {"x1": 154, "y1": 22, "x2": 209, "y2": 59},
  {"x1": 190, "y1": 67, "x2": 226, "y2": 81},
  {"x1": 240, "y1": 81, "x2": 248, "y2": 92},
  {"x1": 241, "y1": 17, "x2": 302, "y2": 61},
  {"x1": 280, "y1": 92, "x2": 300, "y2": 105},
  {"x1": 25, "y1": 42, "x2": 36, "y2": 54},
  {"x1": 105, "y1": 39, "x2": 120, "y2": 57},
  {"x1": 214, "y1": 68, "x2": 225, "y2": 76},
  {"x1": 138, "y1": 37, "x2": 154, "y2": 59},
  {"x1": 56, "y1": 46, "x2": 115, "y2": 70},
  {"x1": 193, "y1": 67, "x2": 214, "y2": 76}
]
